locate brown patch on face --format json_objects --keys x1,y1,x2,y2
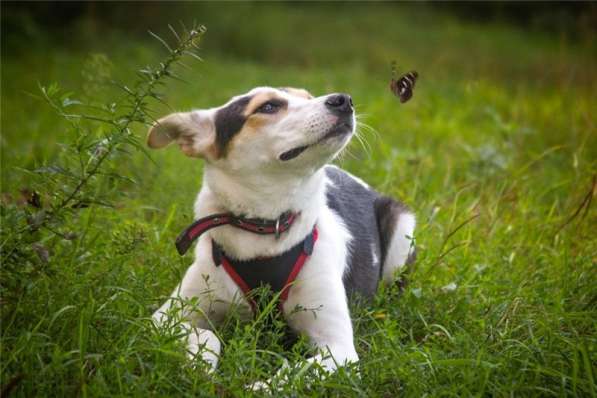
[
  {"x1": 202, "y1": 142, "x2": 220, "y2": 161},
  {"x1": 243, "y1": 92, "x2": 286, "y2": 116},
  {"x1": 242, "y1": 112, "x2": 275, "y2": 133},
  {"x1": 221, "y1": 92, "x2": 289, "y2": 154},
  {"x1": 242, "y1": 92, "x2": 289, "y2": 128},
  {"x1": 244, "y1": 101, "x2": 288, "y2": 130},
  {"x1": 279, "y1": 87, "x2": 314, "y2": 100}
]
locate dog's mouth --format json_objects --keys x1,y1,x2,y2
[
  {"x1": 279, "y1": 120, "x2": 353, "y2": 162},
  {"x1": 280, "y1": 145, "x2": 310, "y2": 161}
]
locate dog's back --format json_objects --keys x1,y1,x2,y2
[{"x1": 324, "y1": 165, "x2": 415, "y2": 299}]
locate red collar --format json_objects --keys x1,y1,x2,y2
[{"x1": 175, "y1": 211, "x2": 299, "y2": 255}]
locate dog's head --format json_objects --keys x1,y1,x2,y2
[{"x1": 147, "y1": 87, "x2": 355, "y2": 176}]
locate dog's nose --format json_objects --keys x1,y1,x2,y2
[{"x1": 325, "y1": 93, "x2": 353, "y2": 114}]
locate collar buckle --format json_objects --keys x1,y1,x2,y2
[{"x1": 275, "y1": 217, "x2": 281, "y2": 239}]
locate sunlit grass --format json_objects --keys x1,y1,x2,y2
[{"x1": 1, "y1": 4, "x2": 595, "y2": 396}]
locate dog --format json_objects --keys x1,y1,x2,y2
[{"x1": 148, "y1": 86, "x2": 416, "y2": 385}]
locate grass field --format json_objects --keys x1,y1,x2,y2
[{"x1": 1, "y1": 3, "x2": 596, "y2": 396}]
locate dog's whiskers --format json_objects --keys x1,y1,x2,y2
[
  {"x1": 353, "y1": 131, "x2": 372, "y2": 158},
  {"x1": 337, "y1": 141, "x2": 360, "y2": 163},
  {"x1": 344, "y1": 147, "x2": 360, "y2": 161},
  {"x1": 350, "y1": 114, "x2": 376, "y2": 158},
  {"x1": 355, "y1": 115, "x2": 381, "y2": 141}
]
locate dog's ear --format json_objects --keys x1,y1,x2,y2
[{"x1": 147, "y1": 111, "x2": 215, "y2": 158}]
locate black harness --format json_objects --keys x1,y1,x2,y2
[
  {"x1": 212, "y1": 227, "x2": 317, "y2": 311},
  {"x1": 176, "y1": 210, "x2": 317, "y2": 312}
]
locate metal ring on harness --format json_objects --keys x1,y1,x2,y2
[{"x1": 275, "y1": 217, "x2": 281, "y2": 239}]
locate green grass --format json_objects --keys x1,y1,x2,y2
[{"x1": 1, "y1": 3, "x2": 596, "y2": 396}]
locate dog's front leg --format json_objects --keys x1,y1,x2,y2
[
  {"x1": 287, "y1": 281, "x2": 359, "y2": 373},
  {"x1": 180, "y1": 321, "x2": 221, "y2": 370},
  {"x1": 152, "y1": 261, "x2": 224, "y2": 372},
  {"x1": 251, "y1": 278, "x2": 358, "y2": 391}
]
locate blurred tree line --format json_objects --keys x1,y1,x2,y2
[{"x1": 2, "y1": 1, "x2": 595, "y2": 50}]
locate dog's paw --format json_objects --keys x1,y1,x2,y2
[
  {"x1": 246, "y1": 358, "x2": 292, "y2": 392},
  {"x1": 186, "y1": 329, "x2": 221, "y2": 372},
  {"x1": 247, "y1": 380, "x2": 271, "y2": 392}
]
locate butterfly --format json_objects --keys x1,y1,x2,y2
[{"x1": 390, "y1": 61, "x2": 419, "y2": 103}]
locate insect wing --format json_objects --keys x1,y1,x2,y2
[{"x1": 397, "y1": 71, "x2": 418, "y2": 103}]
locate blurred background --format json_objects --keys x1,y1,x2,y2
[
  {"x1": 1, "y1": 3, "x2": 596, "y2": 396},
  {"x1": 2, "y1": 2, "x2": 596, "y2": 200}
]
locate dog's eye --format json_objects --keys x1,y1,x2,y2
[{"x1": 255, "y1": 101, "x2": 281, "y2": 114}]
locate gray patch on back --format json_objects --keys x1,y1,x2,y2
[
  {"x1": 325, "y1": 166, "x2": 414, "y2": 300},
  {"x1": 325, "y1": 166, "x2": 383, "y2": 299}
]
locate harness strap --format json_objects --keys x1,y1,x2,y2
[
  {"x1": 175, "y1": 211, "x2": 299, "y2": 255},
  {"x1": 212, "y1": 226, "x2": 318, "y2": 312}
]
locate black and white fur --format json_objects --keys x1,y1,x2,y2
[{"x1": 148, "y1": 86, "x2": 416, "y2": 386}]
